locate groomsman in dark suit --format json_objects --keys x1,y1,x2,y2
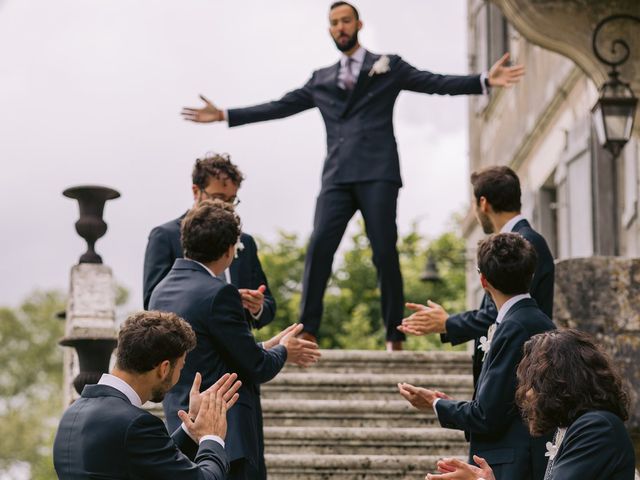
[
  {"x1": 398, "y1": 233, "x2": 555, "y2": 480},
  {"x1": 53, "y1": 311, "x2": 242, "y2": 480},
  {"x1": 150, "y1": 199, "x2": 321, "y2": 480},
  {"x1": 181, "y1": 2, "x2": 525, "y2": 350},
  {"x1": 400, "y1": 166, "x2": 554, "y2": 382},
  {"x1": 143, "y1": 153, "x2": 275, "y2": 329}
]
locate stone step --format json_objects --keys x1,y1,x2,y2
[
  {"x1": 262, "y1": 373, "x2": 473, "y2": 401},
  {"x1": 284, "y1": 350, "x2": 471, "y2": 375},
  {"x1": 265, "y1": 454, "x2": 465, "y2": 479},
  {"x1": 262, "y1": 399, "x2": 440, "y2": 428},
  {"x1": 264, "y1": 426, "x2": 467, "y2": 456}
]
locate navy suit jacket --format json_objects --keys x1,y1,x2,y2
[
  {"x1": 444, "y1": 219, "x2": 555, "y2": 383},
  {"x1": 53, "y1": 384, "x2": 228, "y2": 480},
  {"x1": 143, "y1": 214, "x2": 275, "y2": 329},
  {"x1": 436, "y1": 298, "x2": 555, "y2": 480},
  {"x1": 149, "y1": 259, "x2": 287, "y2": 469},
  {"x1": 228, "y1": 51, "x2": 483, "y2": 187},
  {"x1": 551, "y1": 410, "x2": 636, "y2": 480}
]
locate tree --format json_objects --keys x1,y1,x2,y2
[
  {"x1": 255, "y1": 220, "x2": 467, "y2": 351},
  {"x1": 0, "y1": 290, "x2": 66, "y2": 479}
]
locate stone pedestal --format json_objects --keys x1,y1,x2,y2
[
  {"x1": 554, "y1": 257, "x2": 640, "y2": 458},
  {"x1": 61, "y1": 263, "x2": 117, "y2": 405}
]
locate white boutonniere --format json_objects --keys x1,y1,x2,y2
[
  {"x1": 478, "y1": 323, "x2": 497, "y2": 361},
  {"x1": 234, "y1": 238, "x2": 245, "y2": 258},
  {"x1": 368, "y1": 55, "x2": 390, "y2": 77},
  {"x1": 545, "y1": 428, "x2": 566, "y2": 461}
]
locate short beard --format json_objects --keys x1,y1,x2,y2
[
  {"x1": 478, "y1": 212, "x2": 494, "y2": 234},
  {"x1": 150, "y1": 365, "x2": 176, "y2": 403},
  {"x1": 334, "y1": 30, "x2": 359, "y2": 52}
]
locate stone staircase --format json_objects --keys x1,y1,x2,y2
[
  {"x1": 147, "y1": 349, "x2": 474, "y2": 479},
  {"x1": 263, "y1": 350, "x2": 474, "y2": 479}
]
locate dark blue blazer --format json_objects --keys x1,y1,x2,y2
[
  {"x1": 444, "y1": 219, "x2": 555, "y2": 382},
  {"x1": 149, "y1": 259, "x2": 287, "y2": 470},
  {"x1": 143, "y1": 214, "x2": 275, "y2": 329},
  {"x1": 228, "y1": 51, "x2": 483, "y2": 187},
  {"x1": 551, "y1": 410, "x2": 636, "y2": 480},
  {"x1": 436, "y1": 298, "x2": 555, "y2": 480},
  {"x1": 53, "y1": 384, "x2": 228, "y2": 480}
]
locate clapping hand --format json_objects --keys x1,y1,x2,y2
[
  {"x1": 279, "y1": 323, "x2": 322, "y2": 367},
  {"x1": 425, "y1": 455, "x2": 495, "y2": 480},
  {"x1": 398, "y1": 300, "x2": 448, "y2": 336},
  {"x1": 181, "y1": 95, "x2": 225, "y2": 123},
  {"x1": 397, "y1": 383, "x2": 450, "y2": 411},
  {"x1": 238, "y1": 285, "x2": 266, "y2": 315},
  {"x1": 181, "y1": 372, "x2": 242, "y2": 429},
  {"x1": 488, "y1": 53, "x2": 525, "y2": 88}
]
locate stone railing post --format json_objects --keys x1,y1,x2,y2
[{"x1": 60, "y1": 185, "x2": 120, "y2": 405}]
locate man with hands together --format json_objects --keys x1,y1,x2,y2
[{"x1": 53, "y1": 311, "x2": 241, "y2": 480}]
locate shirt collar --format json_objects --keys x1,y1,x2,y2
[
  {"x1": 98, "y1": 374, "x2": 142, "y2": 407},
  {"x1": 341, "y1": 46, "x2": 366, "y2": 67},
  {"x1": 192, "y1": 259, "x2": 217, "y2": 278},
  {"x1": 496, "y1": 293, "x2": 531, "y2": 324},
  {"x1": 500, "y1": 214, "x2": 526, "y2": 233}
]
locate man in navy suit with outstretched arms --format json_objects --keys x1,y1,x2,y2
[{"x1": 182, "y1": 2, "x2": 525, "y2": 350}]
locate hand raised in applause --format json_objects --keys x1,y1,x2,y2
[
  {"x1": 279, "y1": 323, "x2": 321, "y2": 367},
  {"x1": 397, "y1": 382, "x2": 450, "y2": 411},
  {"x1": 425, "y1": 455, "x2": 495, "y2": 480},
  {"x1": 178, "y1": 372, "x2": 242, "y2": 441},
  {"x1": 397, "y1": 300, "x2": 448, "y2": 336},
  {"x1": 181, "y1": 95, "x2": 225, "y2": 123},
  {"x1": 238, "y1": 284, "x2": 266, "y2": 315}
]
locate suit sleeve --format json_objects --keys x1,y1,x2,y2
[
  {"x1": 126, "y1": 413, "x2": 228, "y2": 480},
  {"x1": 552, "y1": 413, "x2": 625, "y2": 480},
  {"x1": 435, "y1": 321, "x2": 527, "y2": 435},
  {"x1": 210, "y1": 285, "x2": 286, "y2": 384},
  {"x1": 227, "y1": 74, "x2": 316, "y2": 127},
  {"x1": 143, "y1": 227, "x2": 174, "y2": 310},
  {"x1": 242, "y1": 236, "x2": 276, "y2": 329},
  {"x1": 395, "y1": 57, "x2": 483, "y2": 95},
  {"x1": 442, "y1": 295, "x2": 498, "y2": 345}
]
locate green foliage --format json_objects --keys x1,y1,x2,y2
[
  {"x1": 0, "y1": 290, "x2": 66, "y2": 479},
  {"x1": 255, "y1": 220, "x2": 467, "y2": 351}
]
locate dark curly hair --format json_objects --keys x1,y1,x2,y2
[
  {"x1": 516, "y1": 328, "x2": 630, "y2": 436},
  {"x1": 116, "y1": 311, "x2": 196, "y2": 373},
  {"x1": 477, "y1": 232, "x2": 537, "y2": 295},
  {"x1": 192, "y1": 152, "x2": 245, "y2": 189},
  {"x1": 471, "y1": 166, "x2": 522, "y2": 213},
  {"x1": 181, "y1": 199, "x2": 241, "y2": 263}
]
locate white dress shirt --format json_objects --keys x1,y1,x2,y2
[
  {"x1": 500, "y1": 213, "x2": 526, "y2": 234},
  {"x1": 98, "y1": 373, "x2": 224, "y2": 448}
]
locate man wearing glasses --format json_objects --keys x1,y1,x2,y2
[{"x1": 143, "y1": 153, "x2": 276, "y2": 329}]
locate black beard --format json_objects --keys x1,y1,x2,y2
[{"x1": 334, "y1": 30, "x2": 359, "y2": 52}]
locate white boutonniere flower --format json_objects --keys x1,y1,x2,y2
[
  {"x1": 234, "y1": 238, "x2": 245, "y2": 258},
  {"x1": 545, "y1": 441, "x2": 559, "y2": 460},
  {"x1": 368, "y1": 55, "x2": 390, "y2": 77},
  {"x1": 478, "y1": 336, "x2": 491, "y2": 355}
]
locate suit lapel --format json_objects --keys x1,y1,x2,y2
[{"x1": 341, "y1": 51, "x2": 378, "y2": 117}]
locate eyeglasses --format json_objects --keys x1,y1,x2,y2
[{"x1": 201, "y1": 190, "x2": 241, "y2": 207}]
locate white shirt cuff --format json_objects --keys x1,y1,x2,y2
[
  {"x1": 480, "y1": 72, "x2": 489, "y2": 95},
  {"x1": 181, "y1": 423, "x2": 225, "y2": 448},
  {"x1": 433, "y1": 397, "x2": 441, "y2": 419},
  {"x1": 250, "y1": 305, "x2": 264, "y2": 320},
  {"x1": 200, "y1": 435, "x2": 225, "y2": 448}
]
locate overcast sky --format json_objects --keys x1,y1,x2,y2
[{"x1": 0, "y1": 0, "x2": 473, "y2": 310}]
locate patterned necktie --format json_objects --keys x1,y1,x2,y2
[{"x1": 343, "y1": 57, "x2": 356, "y2": 90}]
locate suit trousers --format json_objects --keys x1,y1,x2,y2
[{"x1": 299, "y1": 181, "x2": 405, "y2": 341}]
